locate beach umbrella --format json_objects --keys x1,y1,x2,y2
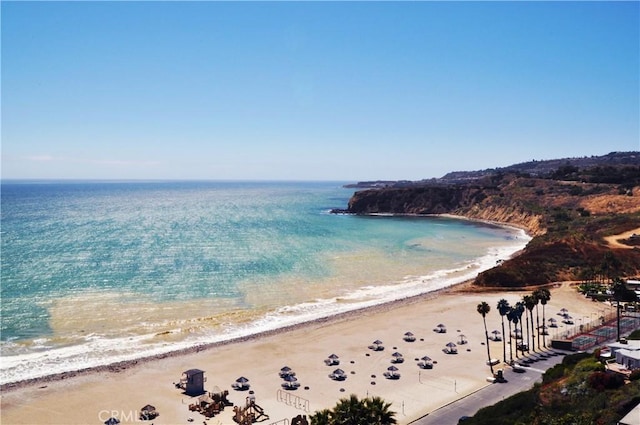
[
  {"x1": 236, "y1": 376, "x2": 249, "y2": 383},
  {"x1": 333, "y1": 368, "x2": 345, "y2": 375},
  {"x1": 373, "y1": 339, "x2": 383, "y2": 345},
  {"x1": 421, "y1": 355, "x2": 432, "y2": 361},
  {"x1": 446, "y1": 342, "x2": 457, "y2": 348},
  {"x1": 283, "y1": 374, "x2": 298, "y2": 382},
  {"x1": 559, "y1": 308, "x2": 568, "y2": 315},
  {"x1": 392, "y1": 352, "x2": 403, "y2": 358},
  {"x1": 403, "y1": 331, "x2": 416, "y2": 341},
  {"x1": 492, "y1": 330, "x2": 501, "y2": 336},
  {"x1": 104, "y1": 418, "x2": 120, "y2": 425},
  {"x1": 387, "y1": 365, "x2": 400, "y2": 376},
  {"x1": 328, "y1": 354, "x2": 339, "y2": 359},
  {"x1": 437, "y1": 324, "x2": 446, "y2": 328},
  {"x1": 548, "y1": 318, "x2": 557, "y2": 323},
  {"x1": 280, "y1": 366, "x2": 295, "y2": 378}
]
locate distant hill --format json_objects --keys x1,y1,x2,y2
[
  {"x1": 441, "y1": 151, "x2": 640, "y2": 182},
  {"x1": 346, "y1": 151, "x2": 640, "y2": 188}
]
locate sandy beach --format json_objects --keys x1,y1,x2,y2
[{"x1": 0, "y1": 282, "x2": 607, "y2": 425}]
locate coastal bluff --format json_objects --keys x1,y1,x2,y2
[
  {"x1": 334, "y1": 153, "x2": 640, "y2": 287},
  {"x1": 343, "y1": 183, "x2": 545, "y2": 236}
]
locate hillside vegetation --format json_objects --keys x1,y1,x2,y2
[
  {"x1": 339, "y1": 152, "x2": 640, "y2": 287},
  {"x1": 462, "y1": 351, "x2": 640, "y2": 425}
]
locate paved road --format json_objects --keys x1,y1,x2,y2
[{"x1": 409, "y1": 349, "x2": 568, "y2": 425}]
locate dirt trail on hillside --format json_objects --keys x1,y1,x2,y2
[{"x1": 604, "y1": 227, "x2": 640, "y2": 249}]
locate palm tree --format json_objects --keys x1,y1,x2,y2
[
  {"x1": 477, "y1": 301, "x2": 494, "y2": 375},
  {"x1": 497, "y1": 299, "x2": 511, "y2": 363},
  {"x1": 506, "y1": 307, "x2": 516, "y2": 362},
  {"x1": 514, "y1": 301, "x2": 525, "y2": 356},
  {"x1": 536, "y1": 288, "x2": 551, "y2": 348},
  {"x1": 310, "y1": 409, "x2": 332, "y2": 425},
  {"x1": 310, "y1": 395, "x2": 397, "y2": 425},
  {"x1": 332, "y1": 394, "x2": 365, "y2": 425},
  {"x1": 600, "y1": 252, "x2": 622, "y2": 284},
  {"x1": 364, "y1": 396, "x2": 397, "y2": 425},
  {"x1": 523, "y1": 294, "x2": 536, "y2": 352},
  {"x1": 531, "y1": 291, "x2": 541, "y2": 349}
]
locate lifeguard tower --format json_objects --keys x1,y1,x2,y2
[{"x1": 180, "y1": 369, "x2": 206, "y2": 396}]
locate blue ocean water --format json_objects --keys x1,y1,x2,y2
[{"x1": 0, "y1": 181, "x2": 529, "y2": 384}]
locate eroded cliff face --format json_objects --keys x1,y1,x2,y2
[
  {"x1": 457, "y1": 204, "x2": 545, "y2": 237},
  {"x1": 347, "y1": 183, "x2": 546, "y2": 236}
]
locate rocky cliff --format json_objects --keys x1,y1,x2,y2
[{"x1": 346, "y1": 178, "x2": 546, "y2": 236}]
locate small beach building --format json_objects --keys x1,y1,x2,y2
[
  {"x1": 606, "y1": 340, "x2": 640, "y2": 371},
  {"x1": 181, "y1": 369, "x2": 206, "y2": 396},
  {"x1": 616, "y1": 349, "x2": 640, "y2": 370}
]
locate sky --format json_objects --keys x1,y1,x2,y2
[{"x1": 1, "y1": 1, "x2": 639, "y2": 181}]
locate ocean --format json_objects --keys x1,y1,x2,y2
[{"x1": 0, "y1": 181, "x2": 529, "y2": 385}]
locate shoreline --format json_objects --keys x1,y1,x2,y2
[{"x1": 0, "y1": 279, "x2": 469, "y2": 393}]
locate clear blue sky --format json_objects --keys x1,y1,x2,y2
[{"x1": 2, "y1": 1, "x2": 639, "y2": 181}]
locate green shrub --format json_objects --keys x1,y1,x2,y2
[
  {"x1": 543, "y1": 364, "x2": 566, "y2": 383},
  {"x1": 562, "y1": 352, "x2": 592, "y2": 367},
  {"x1": 629, "y1": 369, "x2": 640, "y2": 381},
  {"x1": 588, "y1": 371, "x2": 625, "y2": 391}
]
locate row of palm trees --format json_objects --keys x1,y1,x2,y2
[{"x1": 478, "y1": 288, "x2": 552, "y2": 370}]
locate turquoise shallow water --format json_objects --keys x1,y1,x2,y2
[{"x1": 0, "y1": 181, "x2": 529, "y2": 384}]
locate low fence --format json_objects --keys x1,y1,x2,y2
[
  {"x1": 551, "y1": 312, "x2": 640, "y2": 352},
  {"x1": 277, "y1": 390, "x2": 310, "y2": 413}
]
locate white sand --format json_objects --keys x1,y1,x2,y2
[{"x1": 0, "y1": 283, "x2": 607, "y2": 425}]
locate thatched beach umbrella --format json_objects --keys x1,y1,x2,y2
[
  {"x1": 232, "y1": 376, "x2": 250, "y2": 391},
  {"x1": 418, "y1": 355, "x2": 433, "y2": 369},
  {"x1": 280, "y1": 366, "x2": 295, "y2": 378},
  {"x1": 283, "y1": 374, "x2": 298, "y2": 383},
  {"x1": 328, "y1": 354, "x2": 339, "y2": 360},
  {"x1": 445, "y1": 342, "x2": 458, "y2": 354},
  {"x1": 391, "y1": 351, "x2": 404, "y2": 363},
  {"x1": 104, "y1": 418, "x2": 120, "y2": 425},
  {"x1": 139, "y1": 404, "x2": 159, "y2": 420}
]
